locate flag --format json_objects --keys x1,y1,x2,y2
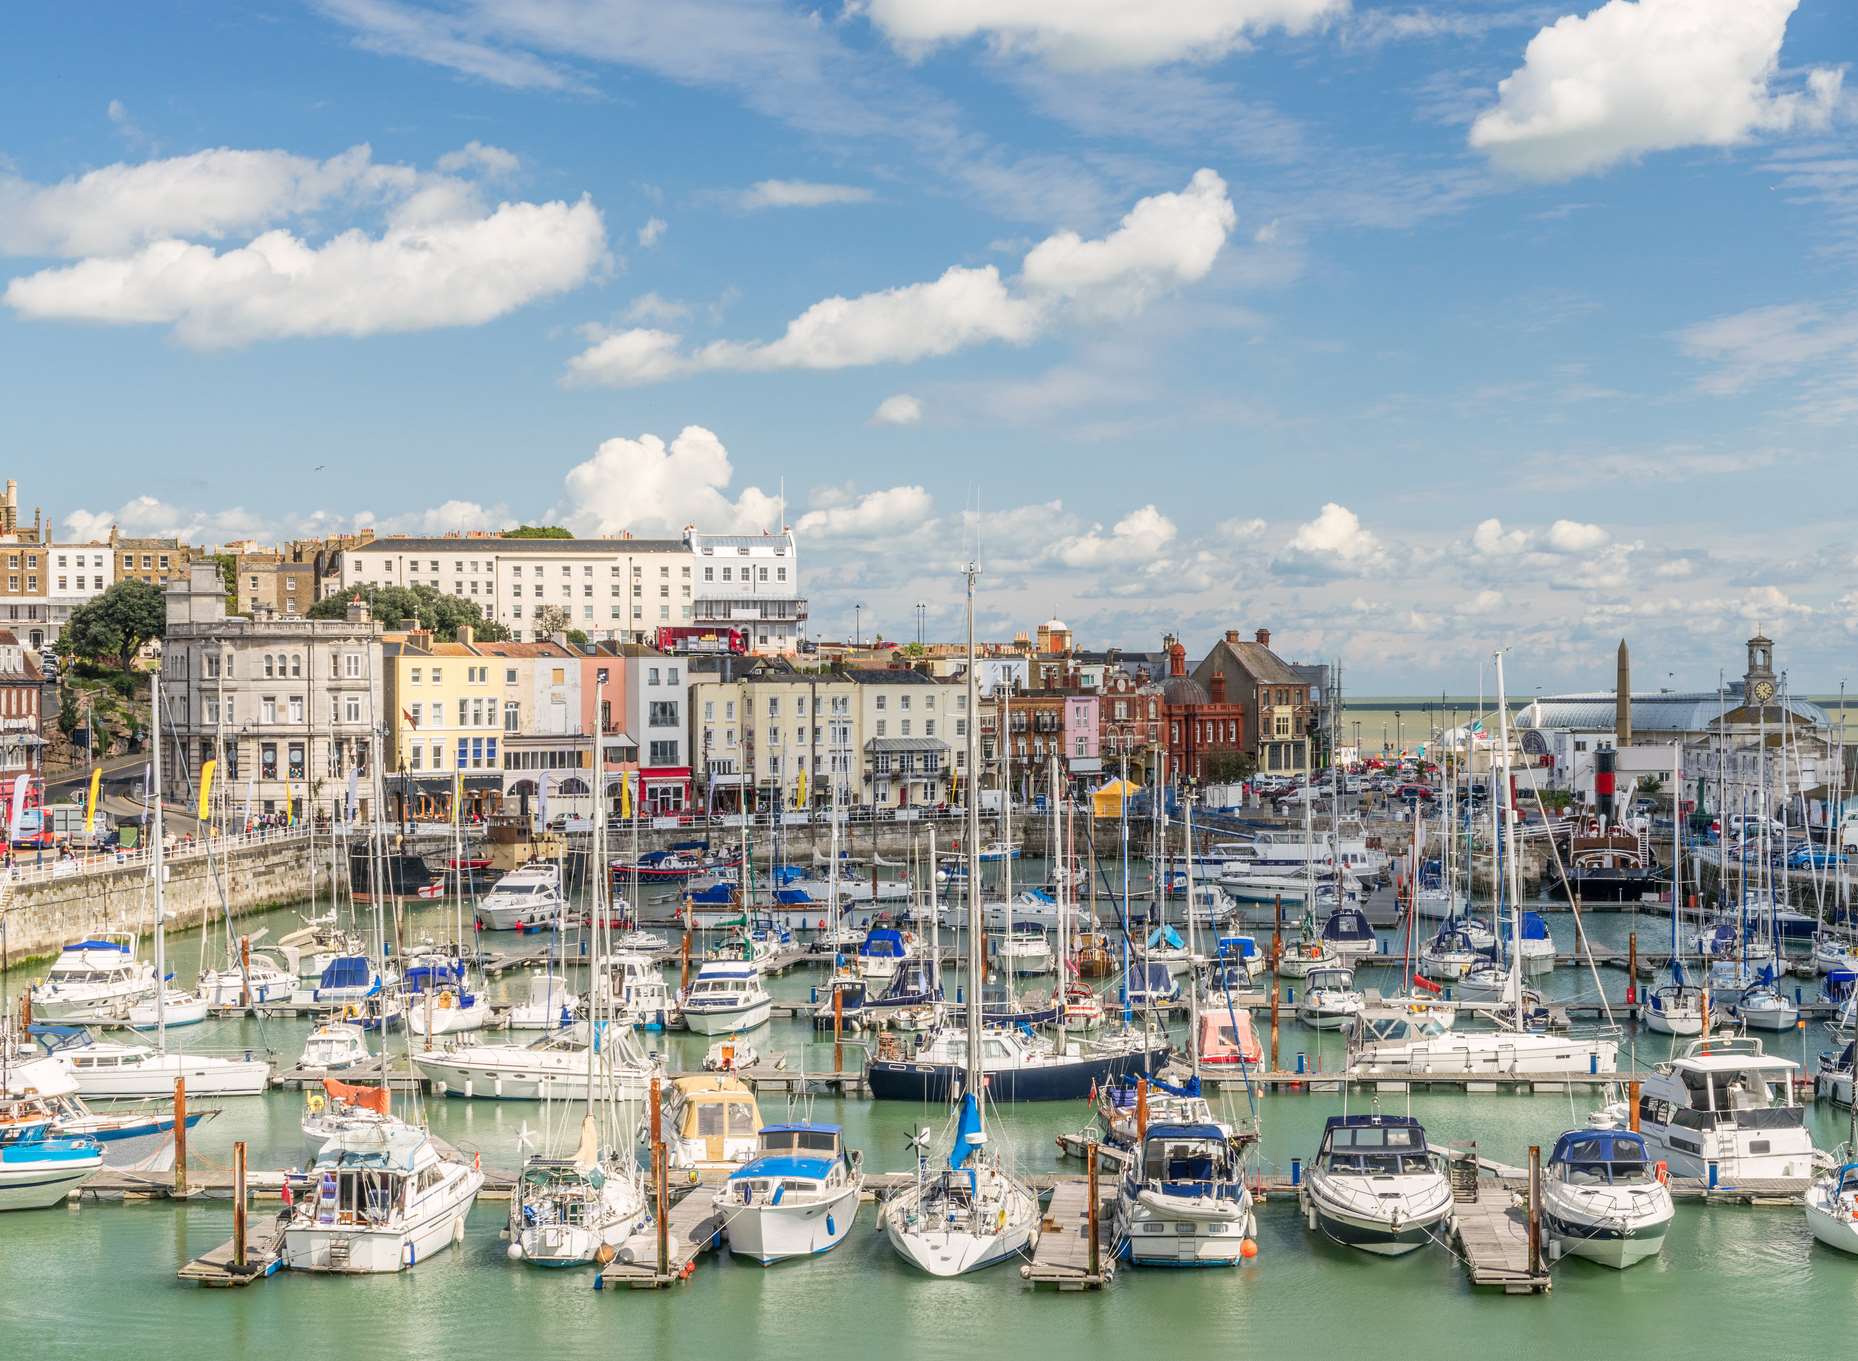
[
  {"x1": 619, "y1": 770, "x2": 632, "y2": 820},
  {"x1": 452, "y1": 768, "x2": 462, "y2": 826},
  {"x1": 345, "y1": 768, "x2": 360, "y2": 824},
  {"x1": 84, "y1": 766, "x2": 102, "y2": 837},
  {"x1": 7, "y1": 773, "x2": 28, "y2": 841},
  {"x1": 402, "y1": 707, "x2": 419, "y2": 730},
  {"x1": 794, "y1": 765, "x2": 808, "y2": 810},
  {"x1": 284, "y1": 776, "x2": 294, "y2": 827},
  {"x1": 537, "y1": 772, "x2": 551, "y2": 829},
  {"x1": 196, "y1": 759, "x2": 217, "y2": 824}
]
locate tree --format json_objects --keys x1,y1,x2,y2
[
  {"x1": 565, "y1": 628, "x2": 590, "y2": 648},
  {"x1": 63, "y1": 579, "x2": 167, "y2": 670},
  {"x1": 1202, "y1": 751, "x2": 1259, "y2": 784},
  {"x1": 503, "y1": 525, "x2": 573, "y2": 539},
  {"x1": 533, "y1": 604, "x2": 571, "y2": 637},
  {"x1": 308, "y1": 584, "x2": 510, "y2": 641}
]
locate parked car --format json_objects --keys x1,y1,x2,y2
[{"x1": 1395, "y1": 783, "x2": 1436, "y2": 803}]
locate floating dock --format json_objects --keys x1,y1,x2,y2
[
  {"x1": 596, "y1": 1191, "x2": 724, "y2": 1289},
  {"x1": 177, "y1": 1217, "x2": 289, "y2": 1287},
  {"x1": 1021, "y1": 1179, "x2": 1114, "y2": 1290}
]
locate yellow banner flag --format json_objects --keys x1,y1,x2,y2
[
  {"x1": 196, "y1": 759, "x2": 217, "y2": 824},
  {"x1": 619, "y1": 769, "x2": 633, "y2": 820},
  {"x1": 794, "y1": 765, "x2": 808, "y2": 810},
  {"x1": 84, "y1": 766, "x2": 102, "y2": 836},
  {"x1": 452, "y1": 768, "x2": 463, "y2": 826}
]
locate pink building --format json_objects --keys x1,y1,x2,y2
[{"x1": 1064, "y1": 695, "x2": 1101, "y2": 773}]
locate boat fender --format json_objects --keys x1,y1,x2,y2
[
  {"x1": 507, "y1": 1242, "x2": 524, "y2": 1261},
  {"x1": 473, "y1": 1151, "x2": 482, "y2": 1171},
  {"x1": 453, "y1": 1216, "x2": 466, "y2": 1246},
  {"x1": 1654, "y1": 1160, "x2": 1668, "y2": 1185},
  {"x1": 594, "y1": 1242, "x2": 617, "y2": 1266},
  {"x1": 826, "y1": 1214, "x2": 835, "y2": 1237}
]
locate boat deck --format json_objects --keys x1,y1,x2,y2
[
  {"x1": 1022, "y1": 1179, "x2": 1114, "y2": 1290},
  {"x1": 596, "y1": 1191, "x2": 724, "y2": 1289}
]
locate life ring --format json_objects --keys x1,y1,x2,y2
[
  {"x1": 1654, "y1": 1160, "x2": 1668, "y2": 1185},
  {"x1": 305, "y1": 1093, "x2": 325, "y2": 1113}
]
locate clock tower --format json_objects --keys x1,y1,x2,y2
[{"x1": 1743, "y1": 631, "x2": 1777, "y2": 707}]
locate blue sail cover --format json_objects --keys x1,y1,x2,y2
[
  {"x1": 949, "y1": 1091, "x2": 983, "y2": 1190},
  {"x1": 1670, "y1": 958, "x2": 1689, "y2": 987},
  {"x1": 1147, "y1": 924, "x2": 1183, "y2": 951},
  {"x1": 1521, "y1": 913, "x2": 1550, "y2": 941}
]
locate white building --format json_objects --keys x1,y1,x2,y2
[
  {"x1": 47, "y1": 541, "x2": 115, "y2": 643},
  {"x1": 688, "y1": 531, "x2": 806, "y2": 654}
]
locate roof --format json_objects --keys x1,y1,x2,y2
[
  {"x1": 864, "y1": 736, "x2": 948, "y2": 753},
  {"x1": 843, "y1": 667, "x2": 939, "y2": 684},
  {"x1": 472, "y1": 641, "x2": 578, "y2": 658},
  {"x1": 1550, "y1": 1130, "x2": 1648, "y2": 1165},
  {"x1": 1161, "y1": 675, "x2": 1211, "y2": 707},
  {"x1": 728, "y1": 1154, "x2": 834, "y2": 1180},
  {"x1": 1199, "y1": 638, "x2": 1305, "y2": 688},
  {"x1": 1515, "y1": 685, "x2": 1827, "y2": 733},
  {"x1": 356, "y1": 536, "x2": 687, "y2": 554},
  {"x1": 1143, "y1": 1122, "x2": 1226, "y2": 1142}
]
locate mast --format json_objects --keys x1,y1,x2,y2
[
  {"x1": 1048, "y1": 753, "x2": 1063, "y2": 1049},
  {"x1": 962, "y1": 563, "x2": 983, "y2": 1119},
  {"x1": 151, "y1": 668, "x2": 167, "y2": 1051},
  {"x1": 586, "y1": 681, "x2": 603, "y2": 1131},
  {"x1": 1184, "y1": 782, "x2": 1199, "y2": 1072},
  {"x1": 1493, "y1": 651, "x2": 1523, "y2": 1032}
]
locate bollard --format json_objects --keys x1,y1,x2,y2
[
  {"x1": 1290, "y1": 1156, "x2": 1302, "y2": 1186},
  {"x1": 1296, "y1": 1051, "x2": 1306, "y2": 1075}
]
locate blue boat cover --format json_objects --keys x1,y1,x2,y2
[
  {"x1": 949, "y1": 1091, "x2": 983, "y2": 1187},
  {"x1": 1143, "y1": 1122, "x2": 1225, "y2": 1143},
  {"x1": 1521, "y1": 912, "x2": 1550, "y2": 940},
  {"x1": 65, "y1": 939, "x2": 130, "y2": 953},
  {"x1": 1549, "y1": 1129, "x2": 1649, "y2": 1167}
]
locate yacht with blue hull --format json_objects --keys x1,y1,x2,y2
[
  {"x1": 866, "y1": 1027, "x2": 1170, "y2": 1103},
  {"x1": 716, "y1": 1123, "x2": 864, "y2": 1263}
]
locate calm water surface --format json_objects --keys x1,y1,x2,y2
[{"x1": 5, "y1": 857, "x2": 1856, "y2": 1359}]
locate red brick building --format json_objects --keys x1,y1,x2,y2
[{"x1": 1158, "y1": 635, "x2": 1246, "y2": 784}]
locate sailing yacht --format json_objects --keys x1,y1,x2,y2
[
  {"x1": 881, "y1": 562, "x2": 1040, "y2": 1279},
  {"x1": 1647, "y1": 766, "x2": 1705, "y2": 1035},
  {"x1": 1804, "y1": 1158, "x2": 1858, "y2": 1255}
]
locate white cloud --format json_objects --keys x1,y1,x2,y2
[
  {"x1": 565, "y1": 169, "x2": 1234, "y2": 386},
  {"x1": 794, "y1": 485, "x2": 933, "y2": 538},
  {"x1": 871, "y1": 393, "x2": 924, "y2": 425},
  {"x1": 866, "y1": 0, "x2": 1347, "y2": 69},
  {"x1": 1218, "y1": 516, "x2": 1267, "y2": 538},
  {"x1": 1464, "y1": 588, "x2": 1505, "y2": 615},
  {"x1": 1545, "y1": 519, "x2": 1609, "y2": 553},
  {"x1": 637, "y1": 215, "x2": 667, "y2": 248},
  {"x1": 1471, "y1": 516, "x2": 1532, "y2": 556},
  {"x1": 1049, "y1": 505, "x2": 1177, "y2": 568},
  {"x1": 554, "y1": 426, "x2": 783, "y2": 537},
  {"x1": 736, "y1": 179, "x2": 875, "y2": 209},
  {"x1": 1273, "y1": 502, "x2": 1388, "y2": 577},
  {"x1": 435, "y1": 140, "x2": 520, "y2": 177},
  {"x1": 6, "y1": 195, "x2": 607, "y2": 347},
  {"x1": 1676, "y1": 302, "x2": 1858, "y2": 395},
  {"x1": 1469, "y1": 0, "x2": 1841, "y2": 180},
  {"x1": 623, "y1": 292, "x2": 693, "y2": 324}
]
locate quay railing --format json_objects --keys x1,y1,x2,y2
[{"x1": 1, "y1": 825, "x2": 313, "y2": 888}]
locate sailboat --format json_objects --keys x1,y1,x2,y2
[
  {"x1": 881, "y1": 563, "x2": 1040, "y2": 1278},
  {"x1": 51, "y1": 672, "x2": 273, "y2": 1099}
]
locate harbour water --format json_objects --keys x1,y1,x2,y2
[{"x1": 5, "y1": 861, "x2": 1856, "y2": 1359}]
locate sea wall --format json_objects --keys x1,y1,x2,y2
[{"x1": 1, "y1": 839, "x2": 341, "y2": 966}]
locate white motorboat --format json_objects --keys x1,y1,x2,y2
[
  {"x1": 1301, "y1": 1113, "x2": 1453, "y2": 1256},
  {"x1": 992, "y1": 929, "x2": 1055, "y2": 976},
  {"x1": 1542, "y1": 1128, "x2": 1674, "y2": 1269},
  {"x1": 53, "y1": 1035, "x2": 273, "y2": 1098},
  {"x1": 1814, "y1": 934, "x2": 1858, "y2": 976},
  {"x1": 1630, "y1": 1035, "x2": 1818, "y2": 1181},
  {"x1": 1418, "y1": 926, "x2": 1479, "y2": 982},
  {"x1": 506, "y1": 970, "x2": 579, "y2": 1032},
  {"x1": 119, "y1": 989, "x2": 209, "y2": 1029},
  {"x1": 197, "y1": 951, "x2": 297, "y2": 1006},
  {"x1": 298, "y1": 1022, "x2": 371, "y2": 1072},
  {"x1": 413, "y1": 1026, "x2": 659, "y2": 1102},
  {"x1": 0, "y1": 1134, "x2": 103, "y2": 1210},
  {"x1": 1297, "y1": 966, "x2": 1364, "y2": 1031},
  {"x1": 283, "y1": 1120, "x2": 482, "y2": 1272},
  {"x1": 1804, "y1": 1156, "x2": 1858, "y2": 1255},
  {"x1": 29, "y1": 936, "x2": 156, "y2": 1022},
  {"x1": 717, "y1": 1122, "x2": 863, "y2": 1264},
  {"x1": 1114, "y1": 1120, "x2": 1256, "y2": 1266},
  {"x1": 855, "y1": 927, "x2": 915, "y2": 983},
  {"x1": 680, "y1": 962, "x2": 773, "y2": 1036},
  {"x1": 1348, "y1": 1003, "x2": 1617, "y2": 1077},
  {"x1": 665, "y1": 1073, "x2": 764, "y2": 1172},
  {"x1": 475, "y1": 863, "x2": 567, "y2": 932},
  {"x1": 406, "y1": 985, "x2": 492, "y2": 1038}
]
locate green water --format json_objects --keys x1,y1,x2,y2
[{"x1": 6, "y1": 871, "x2": 1858, "y2": 1360}]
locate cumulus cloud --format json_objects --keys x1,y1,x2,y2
[
  {"x1": 871, "y1": 393, "x2": 924, "y2": 426},
  {"x1": 1048, "y1": 505, "x2": 1177, "y2": 568},
  {"x1": 435, "y1": 140, "x2": 520, "y2": 177},
  {"x1": 6, "y1": 197, "x2": 607, "y2": 347},
  {"x1": 794, "y1": 485, "x2": 933, "y2": 539},
  {"x1": 865, "y1": 0, "x2": 1347, "y2": 69},
  {"x1": 1470, "y1": 517, "x2": 1531, "y2": 556},
  {"x1": 637, "y1": 216, "x2": 667, "y2": 248},
  {"x1": 566, "y1": 169, "x2": 1234, "y2": 386},
  {"x1": 1273, "y1": 502, "x2": 1388, "y2": 578},
  {"x1": 1545, "y1": 519, "x2": 1609, "y2": 553},
  {"x1": 736, "y1": 179, "x2": 875, "y2": 209},
  {"x1": 554, "y1": 426, "x2": 784, "y2": 537},
  {"x1": 1469, "y1": 0, "x2": 1841, "y2": 180}
]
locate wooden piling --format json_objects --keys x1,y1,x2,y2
[
  {"x1": 1628, "y1": 1079, "x2": 1641, "y2": 1133},
  {"x1": 232, "y1": 1141, "x2": 248, "y2": 1268},
  {"x1": 1086, "y1": 1142, "x2": 1100, "y2": 1280},
  {"x1": 1269, "y1": 978, "x2": 1281, "y2": 1070},
  {"x1": 833, "y1": 982, "x2": 844, "y2": 1075},
  {"x1": 239, "y1": 935, "x2": 252, "y2": 1009},
  {"x1": 650, "y1": 1075, "x2": 668, "y2": 1277},
  {"x1": 1135, "y1": 1077, "x2": 1148, "y2": 1144},
  {"x1": 679, "y1": 925, "x2": 691, "y2": 993},
  {"x1": 1526, "y1": 1145, "x2": 1542, "y2": 1280},
  {"x1": 1626, "y1": 931, "x2": 1638, "y2": 1005},
  {"x1": 173, "y1": 1079, "x2": 188, "y2": 1197}
]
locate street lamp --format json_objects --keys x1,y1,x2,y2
[
  {"x1": 915, "y1": 602, "x2": 927, "y2": 647},
  {"x1": 1395, "y1": 709, "x2": 1403, "y2": 759}
]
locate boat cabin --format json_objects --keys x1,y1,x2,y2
[
  {"x1": 1640, "y1": 1037, "x2": 1803, "y2": 1131},
  {"x1": 1197, "y1": 1009, "x2": 1262, "y2": 1067},
  {"x1": 723, "y1": 1123, "x2": 854, "y2": 1203},
  {"x1": 669, "y1": 1074, "x2": 762, "y2": 1169},
  {"x1": 308, "y1": 1125, "x2": 437, "y2": 1227},
  {"x1": 1548, "y1": 1129, "x2": 1656, "y2": 1186},
  {"x1": 1315, "y1": 1114, "x2": 1435, "y2": 1176},
  {"x1": 1133, "y1": 1122, "x2": 1241, "y2": 1194}
]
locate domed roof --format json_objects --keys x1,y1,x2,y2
[
  {"x1": 1043, "y1": 616, "x2": 1068, "y2": 633},
  {"x1": 1162, "y1": 675, "x2": 1210, "y2": 708}
]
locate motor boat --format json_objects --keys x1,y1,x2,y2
[
  {"x1": 810, "y1": 975, "x2": 871, "y2": 1032},
  {"x1": 475, "y1": 863, "x2": 568, "y2": 932},
  {"x1": 197, "y1": 950, "x2": 297, "y2": 1006},
  {"x1": 702, "y1": 1035, "x2": 769, "y2": 1073},
  {"x1": 681, "y1": 962, "x2": 774, "y2": 1035},
  {"x1": 283, "y1": 1119, "x2": 482, "y2": 1272},
  {"x1": 38, "y1": 1026, "x2": 272, "y2": 1097},
  {"x1": 664, "y1": 1074, "x2": 763, "y2": 1173},
  {"x1": 1300, "y1": 1114, "x2": 1453, "y2": 1256},
  {"x1": 1114, "y1": 1120, "x2": 1256, "y2": 1266},
  {"x1": 992, "y1": 929, "x2": 1055, "y2": 976},
  {"x1": 277, "y1": 917, "x2": 366, "y2": 983},
  {"x1": 297, "y1": 1022, "x2": 371, "y2": 1073},
  {"x1": 413, "y1": 1025, "x2": 660, "y2": 1102},
  {"x1": 716, "y1": 1122, "x2": 863, "y2": 1264},
  {"x1": 1644, "y1": 963, "x2": 1706, "y2": 1037},
  {"x1": 1297, "y1": 966, "x2": 1364, "y2": 1031},
  {"x1": 2, "y1": 1051, "x2": 217, "y2": 1170},
  {"x1": 300, "y1": 1081, "x2": 395, "y2": 1161},
  {"x1": 1517, "y1": 913, "x2": 1557, "y2": 976},
  {"x1": 1628, "y1": 1035, "x2": 1818, "y2": 1181},
  {"x1": 1320, "y1": 908, "x2": 1377, "y2": 962},
  {"x1": 1196, "y1": 1009, "x2": 1262, "y2": 1072},
  {"x1": 1542, "y1": 1128, "x2": 1674, "y2": 1269},
  {"x1": 1814, "y1": 933, "x2": 1858, "y2": 976},
  {"x1": 118, "y1": 989, "x2": 210, "y2": 1029},
  {"x1": 0, "y1": 1132, "x2": 103, "y2": 1210},
  {"x1": 855, "y1": 927, "x2": 914, "y2": 983},
  {"x1": 592, "y1": 953, "x2": 673, "y2": 1031},
  {"x1": 1346, "y1": 1003, "x2": 1617, "y2": 1077},
  {"x1": 506, "y1": 970, "x2": 579, "y2": 1032},
  {"x1": 1212, "y1": 935, "x2": 1266, "y2": 982},
  {"x1": 28, "y1": 937, "x2": 156, "y2": 1022},
  {"x1": 1185, "y1": 883, "x2": 1237, "y2": 929}
]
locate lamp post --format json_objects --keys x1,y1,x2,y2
[
  {"x1": 915, "y1": 602, "x2": 926, "y2": 648},
  {"x1": 1395, "y1": 709, "x2": 1403, "y2": 759}
]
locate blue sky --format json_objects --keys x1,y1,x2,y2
[{"x1": 3, "y1": 1, "x2": 1854, "y2": 692}]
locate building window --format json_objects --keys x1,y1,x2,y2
[
  {"x1": 260, "y1": 743, "x2": 278, "y2": 778},
  {"x1": 345, "y1": 695, "x2": 361, "y2": 723}
]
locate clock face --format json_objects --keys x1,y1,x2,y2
[{"x1": 1752, "y1": 679, "x2": 1775, "y2": 704}]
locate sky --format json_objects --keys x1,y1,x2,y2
[{"x1": 2, "y1": 1, "x2": 1855, "y2": 694}]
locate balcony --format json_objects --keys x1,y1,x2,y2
[{"x1": 692, "y1": 597, "x2": 809, "y2": 623}]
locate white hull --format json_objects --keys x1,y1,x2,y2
[
  {"x1": 723, "y1": 1180, "x2": 862, "y2": 1263},
  {"x1": 119, "y1": 991, "x2": 210, "y2": 1028},
  {"x1": 0, "y1": 1152, "x2": 104, "y2": 1209},
  {"x1": 884, "y1": 1199, "x2": 1037, "y2": 1277},
  {"x1": 683, "y1": 998, "x2": 773, "y2": 1035},
  {"x1": 1643, "y1": 1007, "x2": 1704, "y2": 1037},
  {"x1": 1116, "y1": 1188, "x2": 1255, "y2": 1265},
  {"x1": 1543, "y1": 1184, "x2": 1673, "y2": 1269},
  {"x1": 198, "y1": 968, "x2": 296, "y2": 1006},
  {"x1": 285, "y1": 1173, "x2": 481, "y2": 1272},
  {"x1": 66, "y1": 1053, "x2": 272, "y2": 1098},
  {"x1": 414, "y1": 1050, "x2": 656, "y2": 1102},
  {"x1": 1805, "y1": 1185, "x2": 1858, "y2": 1255},
  {"x1": 407, "y1": 1000, "x2": 492, "y2": 1037},
  {"x1": 31, "y1": 984, "x2": 155, "y2": 1023}
]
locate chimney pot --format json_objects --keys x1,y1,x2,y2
[
  {"x1": 1255, "y1": 627, "x2": 1271, "y2": 648},
  {"x1": 1225, "y1": 629, "x2": 1240, "y2": 644}
]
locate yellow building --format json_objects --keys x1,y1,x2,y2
[{"x1": 384, "y1": 635, "x2": 507, "y2": 819}]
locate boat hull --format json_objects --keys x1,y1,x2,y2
[
  {"x1": 866, "y1": 1041, "x2": 1169, "y2": 1103},
  {"x1": 0, "y1": 1145, "x2": 104, "y2": 1210},
  {"x1": 1545, "y1": 1212, "x2": 1669, "y2": 1269},
  {"x1": 414, "y1": 1052, "x2": 655, "y2": 1103},
  {"x1": 682, "y1": 998, "x2": 773, "y2": 1035},
  {"x1": 722, "y1": 1181, "x2": 862, "y2": 1263},
  {"x1": 1302, "y1": 1181, "x2": 1450, "y2": 1256},
  {"x1": 1115, "y1": 1189, "x2": 1255, "y2": 1266},
  {"x1": 67, "y1": 1056, "x2": 272, "y2": 1098},
  {"x1": 284, "y1": 1176, "x2": 480, "y2": 1273}
]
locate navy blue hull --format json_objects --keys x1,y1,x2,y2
[{"x1": 867, "y1": 1042, "x2": 1171, "y2": 1103}]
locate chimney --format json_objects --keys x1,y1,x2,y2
[
  {"x1": 346, "y1": 592, "x2": 371, "y2": 625},
  {"x1": 1616, "y1": 638, "x2": 1631, "y2": 747},
  {"x1": 1224, "y1": 629, "x2": 1240, "y2": 645},
  {"x1": 1254, "y1": 627, "x2": 1271, "y2": 649},
  {"x1": 1164, "y1": 633, "x2": 1186, "y2": 679},
  {"x1": 1210, "y1": 670, "x2": 1227, "y2": 704},
  {"x1": 457, "y1": 624, "x2": 475, "y2": 648}
]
